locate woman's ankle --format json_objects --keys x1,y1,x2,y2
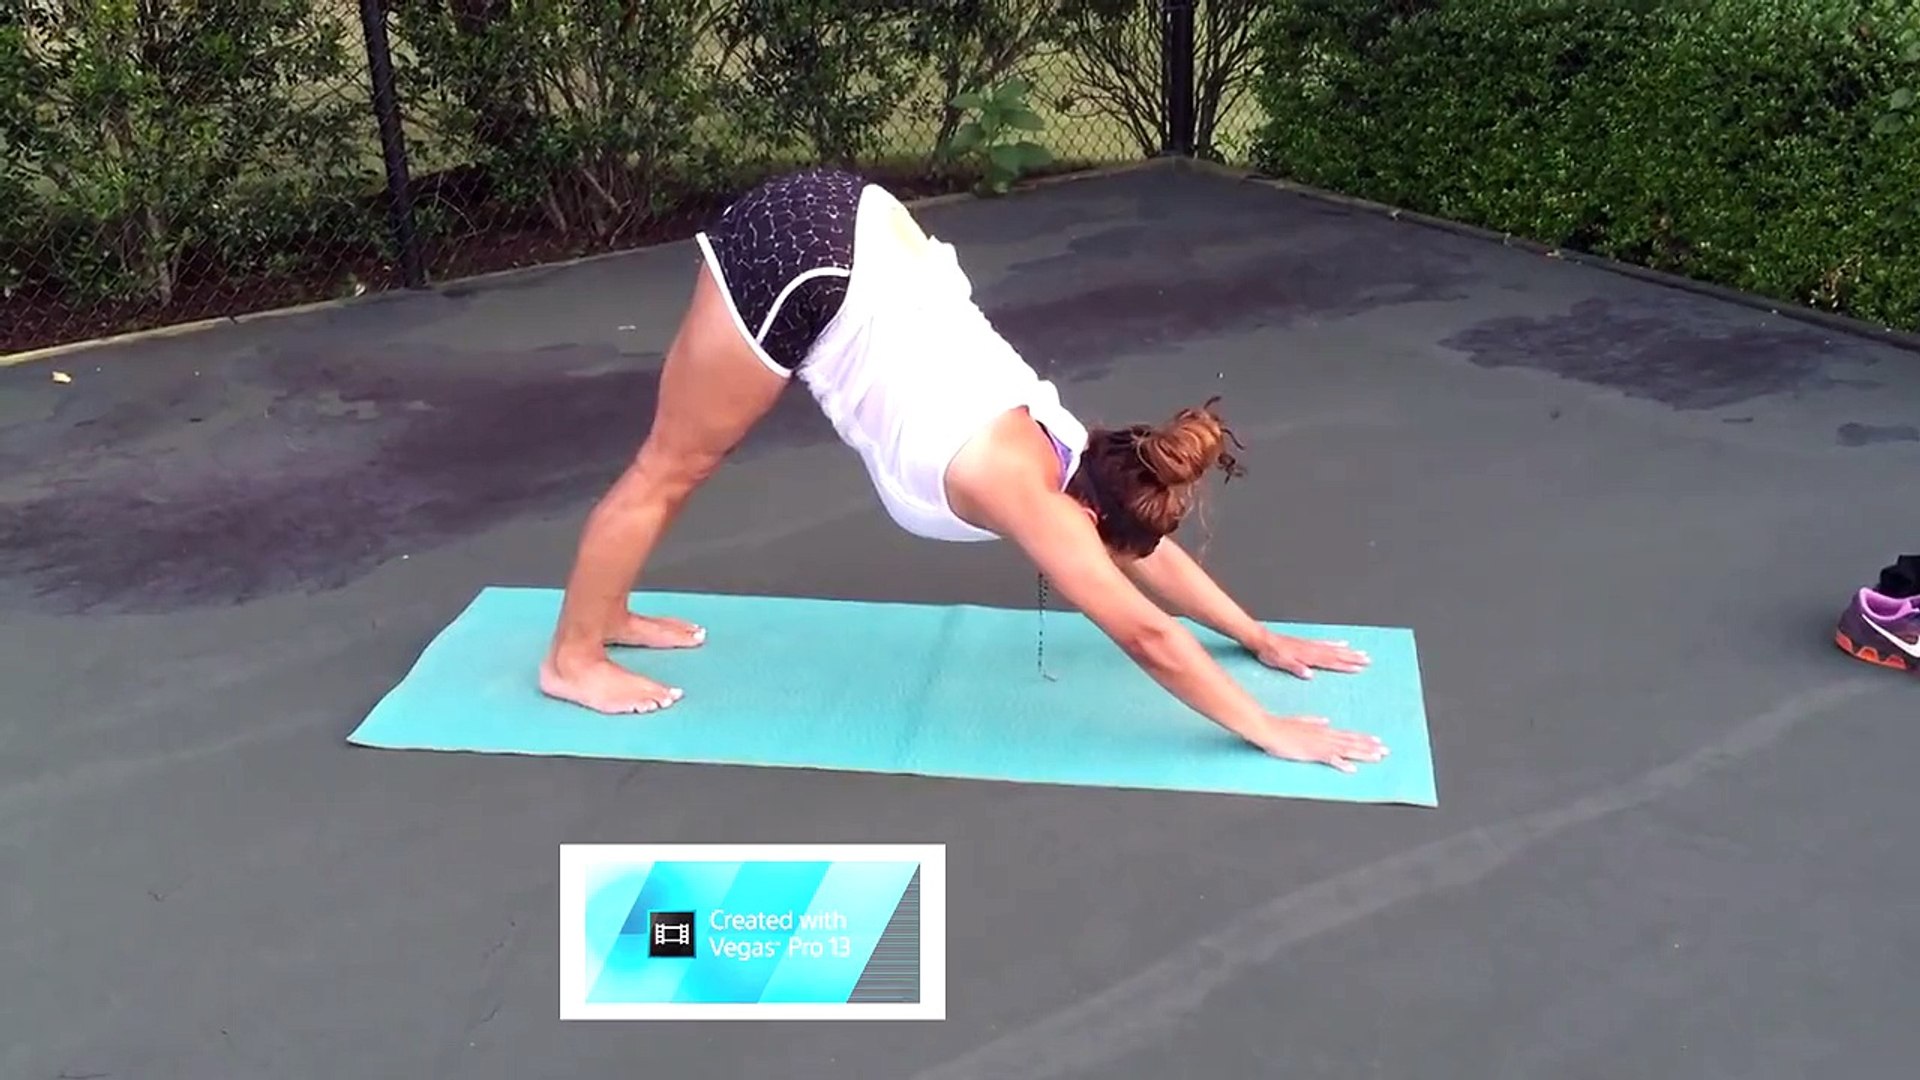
[{"x1": 545, "y1": 633, "x2": 609, "y2": 675}]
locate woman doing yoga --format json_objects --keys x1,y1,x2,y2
[{"x1": 539, "y1": 168, "x2": 1389, "y2": 773}]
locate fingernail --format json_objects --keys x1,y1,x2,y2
[
  {"x1": 691, "y1": 627, "x2": 706, "y2": 644},
  {"x1": 668, "y1": 687, "x2": 684, "y2": 701}
]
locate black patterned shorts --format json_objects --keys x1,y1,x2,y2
[{"x1": 695, "y1": 168, "x2": 864, "y2": 376}]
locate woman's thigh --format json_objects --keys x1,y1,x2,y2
[
  {"x1": 642, "y1": 167, "x2": 864, "y2": 480},
  {"x1": 638, "y1": 262, "x2": 792, "y2": 483}
]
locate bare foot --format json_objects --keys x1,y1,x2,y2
[
  {"x1": 606, "y1": 612, "x2": 706, "y2": 649},
  {"x1": 540, "y1": 649, "x2": 684, "y2": 714}
]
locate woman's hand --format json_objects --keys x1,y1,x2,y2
[
  {"x1": 1243, "y1": 714, "x2": 1388, "y2": 773},
  {"x1": 1249, "y1": 629, "x2": 1370, "y2": 679}
]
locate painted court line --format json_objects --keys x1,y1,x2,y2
[{"x1": 911, "y1": 677, "x2": 1877, "y2": 1080}]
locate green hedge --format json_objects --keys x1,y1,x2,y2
[
  {"x1": 1250, "y1": 0, "x2": 1920, "y2": 331},
  {"x1": 3, "y1": 0, "x2": 1169, "y2": 352}
]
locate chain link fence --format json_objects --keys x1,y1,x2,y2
[
  {"x1": 3, "y1": 0, "x2": 393, "y2": 354},
  {"x1": 3, "y1": 0, "x2": 1263, "y2": 356}
]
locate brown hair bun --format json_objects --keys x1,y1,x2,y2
[
  {"x1": 1135, "y1": 396, "x2": 1243, "y2": 489},
  {"x1": 1067, "y1": 397, "x2": 1248, "y2": 555}
]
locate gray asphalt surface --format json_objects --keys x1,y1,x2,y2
[{"x1": 4, "y1": 162, "x2": 1918, "y2": 1079}]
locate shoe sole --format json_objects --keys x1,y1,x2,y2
[{"x1": 1834, "y1": 622, "x2": 1920, "y2": 673}]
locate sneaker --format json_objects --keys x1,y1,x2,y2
[{"x1": 1835, "y1": 588, "x2": 1920, "y2": 674}]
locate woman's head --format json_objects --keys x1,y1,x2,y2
[{"x1": 1066, "y1": 397, "x2": 1245, "y2": 556}]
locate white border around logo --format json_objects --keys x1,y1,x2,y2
[{"x1": 559, "y1": 843, "x2": 947, "y2": 1021}]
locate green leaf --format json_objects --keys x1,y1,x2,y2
[
  {"x1": 994, "y1": 76, "x2": 1032, "y2": 103},
  {"x1": 950, "y1": 91, "x2": 987, "y2": 111},
  {"x1": 987, "y1": 141, "x2": 1053, "y2": 176},
  {"x1": 1903, "y1": 41, "x2": 1920, "y2": 64},
  {"x1": 987, "y1": 142, "x2": 1027, "y2": 174},
  {"x1": 947, "y1": 121, "x2": 986, "y2": 156},
  {"x1": 1873, "y1": 112, "x2": 1907, "y2": 135},
  {"x1": 1892, "y1": 87, "x2": 1916, "y2": 111},
  {"x1": 1002, "y1": 106, "x2": 1046, "y2": 132},
  {"x1": 1012, "y1": 141, "x2": 1054, "y2": 169}
]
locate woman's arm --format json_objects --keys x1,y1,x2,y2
[
  {"x1": 1118, "y1": 538, "x2": 1265, "y2": 649},
  {"x1": 949, "y1": 438, "x2": 1385, "y2": 770},
  {"x1": 1008, "y1": 500, "x2": 1273, "y2": 743},
  {"x1": 1006, "y1": 493, "x2": 1382, "y2": 769},
  {"x1": 1122, "y1": 538, "x2": 1371, "y2": 680}
]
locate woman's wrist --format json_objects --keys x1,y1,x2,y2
[{"x1": 1234, "y1": 623, "x2": 1272, "y2": 653}]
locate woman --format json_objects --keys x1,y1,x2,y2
[{"x1": 540, "y1": 168, "x2": 1389, "y2": 773}]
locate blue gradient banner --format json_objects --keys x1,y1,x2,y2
[{"x1": 561, "y1": 844, "x2": 944, "y2": 1019}]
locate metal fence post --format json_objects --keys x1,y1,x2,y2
[
  {"x1": 358, "y1": 0, "x2": 426, "y2": 288},
  {"x1": 1160, "y1": 0, "x2": 1197, "y2": 156}
]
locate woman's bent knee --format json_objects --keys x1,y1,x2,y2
[{"x1": 630, "y1": 440, "x2": 722, "y2": 500}]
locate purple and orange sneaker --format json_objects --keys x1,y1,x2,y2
[{"x1": 1835, "y1": 588, "x2": 1920, "y2": 674}]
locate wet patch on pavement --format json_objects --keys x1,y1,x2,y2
[
  {"x1": 1440, "y1": 296, "x2": 1882, "y2": 410},
  {"x1": 0, "y1": 342, "x2": 832, "y2": 614},
  {"x1": 1836, "y1": 422, "x2": 1920, "y2": 447},
  {"x1": 980, "y1": 201, "x2": 1474, "y2": 383}
]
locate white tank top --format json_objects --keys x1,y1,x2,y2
[{"x1": 796, "y1": 185, "x2": 1087, "y2": 542}]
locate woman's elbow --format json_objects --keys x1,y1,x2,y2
[{"x1": 1115, "y1": 616, "x2": 1186, "y2": 671}]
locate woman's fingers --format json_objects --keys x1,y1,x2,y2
[
  {"x1": 1253, "y1": 716, "x2": 1389, "y2": 774},
  {"x1": 1267, "y1": 653, "x2": 1314, "y2": 678},
  {"x1": 1283, "y1": 640, "x2": 1369, "y2": 671},
  {"x1": 1341, "y1": 735, "x2": 1387, "y2": 761},
  {"x1": 1259, "y1": 635, "x2": 1371, "y2": 677},
  {"x1": 1308, "y1": 724, "x2": 1389, "y2": 769}
]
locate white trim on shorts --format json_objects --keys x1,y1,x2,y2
[{"x1": 694, "y1": 231, "x2": 852, "y2": 380}]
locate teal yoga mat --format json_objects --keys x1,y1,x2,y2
[{"x1": 349, "y1": 587, "x2": 1436, "y2": 805}]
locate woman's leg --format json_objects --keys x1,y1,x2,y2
[{"x1": 540, "y1": 261, "x2": 789, "y2": 714}]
